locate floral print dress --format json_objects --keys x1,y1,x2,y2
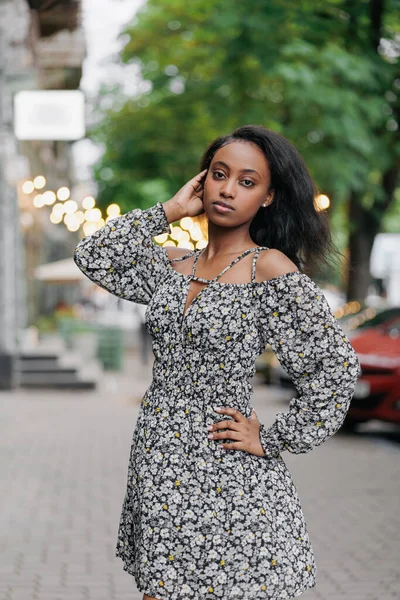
[{"x1": 73, "y1": 201, "x2": 361, "y2": 600}]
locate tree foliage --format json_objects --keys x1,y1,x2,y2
[{"x1": 90, "y1": 0, "x2": 400, "y2": 289}]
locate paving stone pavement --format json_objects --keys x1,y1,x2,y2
[{"x1": 0, "y1": 348, "x2": 399, "y2": 600}]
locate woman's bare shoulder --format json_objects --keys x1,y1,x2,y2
[{"x1": 256, "y1": 248, "x2": 300, "y2": 282}]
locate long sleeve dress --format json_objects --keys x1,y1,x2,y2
[{"x1": 73, "y1": 201, "x2": 361, "y2": 600}]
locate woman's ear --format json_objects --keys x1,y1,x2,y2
[{"x1": 262, "y1": 190, "x2": 274, "y2": 208}]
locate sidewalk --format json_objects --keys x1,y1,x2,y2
[{"x1": 0, "y1": 348, "x2": 399, "y2": 600}]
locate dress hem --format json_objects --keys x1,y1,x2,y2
[{"x1": 115, "y1": 551, "x2": 318, "y2": 600}]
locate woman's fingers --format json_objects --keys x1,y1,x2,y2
[
  {"x1": 214, "y1": 407, "x2": 247, "y2": 422},
  {"x1": 192, "y1": 168, "x2": 208, "y2": 180},
  {"x1": 190, "y1": 168, "x2": 207, "y2": 181},
  {"x1": 189, "y1": 169, "x2": 207, "y2": 193},
  {"x1": 209, "y1": 428, "x2": 242, "y2": 440},
  {"x1": 210, "y1": 419, "x2": 241, "y2": 433},
  {"x1": 209, "y1": 409, "x2": 246, "y2": 438},
  {"x1": 209, "y1": 407, "x2": 265, "y2": 456}
]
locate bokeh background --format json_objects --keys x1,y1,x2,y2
[{"x1": 1, "y1": 1, "x2": 399, "y2": 600}]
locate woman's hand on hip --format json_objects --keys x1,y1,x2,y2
[{"x1": 207, "y1": 407, "x2": 266, "y2": 457}]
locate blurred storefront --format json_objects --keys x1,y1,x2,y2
[{"x1": 0, "y1": 0, "x2": 85, "y2": 387}]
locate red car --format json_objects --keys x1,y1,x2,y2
[{"x1": 345, "y1": 313, "x2": 400, "y2": 430}]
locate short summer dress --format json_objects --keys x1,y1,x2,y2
[{"x1": 73, "y1": 201, "x2": 361, "y2": 600}]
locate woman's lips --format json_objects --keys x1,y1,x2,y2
[{"x1": 213, "y1": 202, "x2": 234, "y2": 213}]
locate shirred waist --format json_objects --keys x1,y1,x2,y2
[{"x1": 151, "y1": 360, "x2": 254, "y2": 396}]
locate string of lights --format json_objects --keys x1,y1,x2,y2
[{"x1": 20, "y1": 175, "x2": 121, "y2": 236}]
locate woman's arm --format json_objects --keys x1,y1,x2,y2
[
  {"x1": 73, "y1": 201, "x2": 177, "y2": 305},
  {"x1": 73, "y1": 169, "x2": 205, "y2": 304},
  {"x1": 257, "y1": 272, "x2": 362, "y2": 458}
]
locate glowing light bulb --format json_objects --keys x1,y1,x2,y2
[
  {"x1": 154, "y1": 233, "x2": 169, "y2": 243},
  {"x1": 57, "y1": 187, "x2": 70, "y2": 201},
  {"x1": 106, "y1": 203, "x2": 121, "y2": 217},
  {"x1": 65, "y1": 216, "x2": 80, "y2": 232},
  {"x1": 170, "y1": 226, "x2": 183, "y2": 241},
  {"x1": 64, "y1": 200, "x2": 78, "y2": 214},
  {"x1": 180, "y1": 217, "x2": 193, "y2": 231},
  {"x1": 52, "y1": 202, "x2": 65, "y2": 216},
  {"x1": 22, "y1": 180, "x2": 34, "y2": 194},
  {"x1": 63, "y1": 213, "x2": 79, "y2": 228},
  {"x1": 177, "y1": 240, "x2": 194, "y2": 250},
  {"x1": 179, "y1": 230, "x2": 190, "y2": 243},
  {"x1": 50, "y1": 213, "x2": 63, "y2": 224},
  {"x1": 85, "y1": 208, "x2": 101, "y2": 222},
  {"x1": 315, "y1": 194, "x2": 330, "y2": 211},
  {"x1": 83, "y1": 222, "x2": 97, "y2": 237},
  {"x1": 33, "y1": 194, "x2": 45, "y2": 208},
  {"x1": 75, "y1": 211, "x2": 85, "y2": 224},
  {"x1": 43, "y1": 190, "x2": 56, "y2": 205},
  {"x1": 33, "y1": 175, "x2": 46, "y2": 190},
  {"x1": 82, "y1": 196, "x2": 95, "y2": 210}
]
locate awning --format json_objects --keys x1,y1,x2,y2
[{"x1": 34, "y1": 258, "x2": 86, "y2": 283}]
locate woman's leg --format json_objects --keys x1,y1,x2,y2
[{"x1": 143, "y1": 595, "x2": 162, "y2": 600}]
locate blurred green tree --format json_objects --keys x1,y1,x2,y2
[{"x1": 90, "y1": 0, "x2": 400, "y2": 301}]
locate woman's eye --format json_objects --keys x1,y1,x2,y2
[{"x1": 212, "y1": 172, "x2": 254, "y2": 187}]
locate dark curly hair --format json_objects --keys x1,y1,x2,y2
[{"x1": 198, "y1": 124, "x2": 345, "y2": 279}]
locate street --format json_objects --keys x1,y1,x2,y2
[{"x1": 1, "y1": 349, "x2": 399, "y2": 600}]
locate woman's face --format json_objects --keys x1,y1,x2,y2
[{"x1": 203, "y1": 140, "x2": 274, "y2": 225}]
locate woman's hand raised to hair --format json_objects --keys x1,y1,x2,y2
[{"x1": 163, "y1": 169, "x2": 208, "y2": 223}]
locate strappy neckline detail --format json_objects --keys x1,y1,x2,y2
[
  {"x1": 192, "y1": 247, "x2": 270, "y2": 284},
  {"x1": 170, "y1": 246, "x2": 271, "y2": 285},
  {"x1": 176, "y1": 247, "x2": 270, "y2": 324},
  {"x1": 169, "y1": 246, "x2": 305, "y2": 324}
]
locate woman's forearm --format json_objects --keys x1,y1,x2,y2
[{"x1": 161, "y1": 198, "x2": 187, "y2": 224}]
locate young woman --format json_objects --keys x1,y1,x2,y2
[{"x1": 73, "y1": 125, "x2": 361, "y2": 600}]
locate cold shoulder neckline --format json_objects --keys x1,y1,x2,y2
[
  {"x1": 165, "y1": 246, "x2": 305, "y2": 287},
  {"x1": 169, "y1": 263, "x2": 306, "y2": 287}
]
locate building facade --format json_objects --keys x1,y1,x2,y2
[{"x1": 0, "y1": 0, "x2": 85, "y2": 386}]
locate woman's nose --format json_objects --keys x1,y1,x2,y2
[{"x1": 220, "y1": 179, "x2": 235, "y2": 198}]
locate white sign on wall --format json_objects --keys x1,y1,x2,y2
[{"x1": 14, "y1": 90, "x2": 85, "y2": 141}]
